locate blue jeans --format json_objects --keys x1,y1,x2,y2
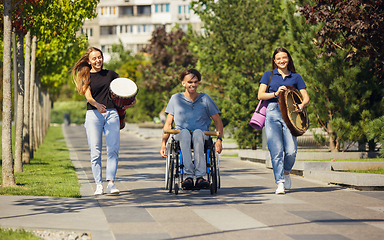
[
  {"x1": 265, "y1": 102, "x2": 297, "y2": 184},
  {"x1": 175, "y1": 129, "x2": 209, "y2": 179},
  {"x1": 84, "y1": 109, "x2": 120, "y2": 184}
]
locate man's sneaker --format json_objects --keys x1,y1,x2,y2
[
  {"x1": 106, "y1": 182, "x2": 120, "y2": 194},
  {"x1": 284, "y1": 174, "x2": 291, "y2": 190},
  {"x1": 275, "y1": 182, "x2": 285, "y2": 194},
  {"x1": 94, "y1": 184, "x2": 104, "y2": 195}
]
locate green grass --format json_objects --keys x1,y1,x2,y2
[
  {"x1": 221, "y1": 154, "x2": 238, "y2": 157},
  {"x1": 0, "y1": 126, "x2": 81, "y2": 197},
  {"x1": 343, "y1": 168, "x2": 384, "y2": 174},
  {"x1": 0, "y1": 228, "x2": 40, "y2": 240},
  {"x1": 298, "y1": 158, "x2": 384, "y2": 162}
]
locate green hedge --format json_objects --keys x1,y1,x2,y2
[{"x1": 51, "y1": 101, "x2": 87, "y2": 124}]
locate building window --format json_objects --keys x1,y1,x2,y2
[
  {"x1": 101, "y1": 7, "x2": 104, "y2": 15},
  {"x1": 120, "y1": 6, "x2": 133, "y2": 16},
  {"x1": 90, "y1": 28, "x2": 93, "y2": 37},
  {"x1": 166, "y1": 4, "x2": 170, "y2": 12},
  {"x1": 179, "y1": 6, "x2": 182, "y2": 14},
  {"x1": 100, "y1": 26, "x2": 117, "y2": 35},
  {"x1": 137, "y1": 5, "x2": 151, "y2": 16},
  {"x1": 137, "y1": 25, "x2": 140, "y2": 33},
  {"x1": 188, "y1": 5, "x2": 191, "y2": 13},
  {"x1": 154, "y1": 24, "x2": 165, "y2": 30}
]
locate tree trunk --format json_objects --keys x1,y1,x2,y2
[
  {"x1": 2, "y1": 0, "x2": 16, "y2": 187},
  {"x1": 29, "y1": 36, "x2": 37, "y2": 158},
  {"x1": 327, "y1": 122, "x2": 338, "y2": 152},
  {"x1": 12, "y1": 31, "x2": 17, "y2": 119},
  {"x1": 23, "y1": 31, "x2": 31, "y2": 164},
  {"x1": 14, "y1": 30, "x2": 25, "y2": 173}
]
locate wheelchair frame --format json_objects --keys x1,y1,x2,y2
[{"x1": 164, "y1": 129, "x2": 221, "y2": 195}]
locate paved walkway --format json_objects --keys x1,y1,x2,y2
[{"x1": 1, "y1": 125, "x2": 384, "y2": 240}]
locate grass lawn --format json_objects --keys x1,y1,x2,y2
[
  {"x1": 0, "y1": 125, "x2": 81, "y2": 197},
  {"x1": 0, "y1": 228, "x2": 40, "y2": 240},
  {"x1": 297, "y1": 158, "x2": 384, "y2": 162},
  {"x1": 343, "y1": 168, "x2": 384, "y2": 174}
]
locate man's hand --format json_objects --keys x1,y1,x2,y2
[
  {"x1": 215, "y1": 140, "x2": 222, "y2": 154},
  {"x1": 160, "y1": 144, "x2": 167, "y2": 158}
]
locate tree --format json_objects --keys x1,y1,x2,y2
[
  {"x1": 191, "y1": 0, "x2": 284, "y2": 149},
  {"x1": 23, "y1": 31, "x2": 31, "y2": 164},
  {"x1": 2, "y1": 0, "x2": 16, "y2": 187},
  {"x1": 1, "y1": 0, "x2": 99, "y2": 175},
  {"x1": 283, "y1": 0, "x2": 380, "y2": 152},
  {"x1": 14, "y1": 28, "x2": 25, "y2": 172},
  {"x1": 141, "y1": 27, "x2": 197, "y2": 104},
  {"x1": 300, "y1": 0, "x2": 384, "y2": 80}
]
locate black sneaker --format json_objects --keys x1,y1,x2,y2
[
  {"x1": 195, "y1": 177, "x2": 210, "y2": 189},
  {"x1": 181, "y1": 178, "x2": 194, "y2": 190}
]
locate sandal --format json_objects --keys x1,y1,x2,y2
[
  {"x1": 182, "y1": 177, "x2": 194, "y2": 190},
  {"x1": 196, "y1": 177, "x2": 210, "y2": 189}
]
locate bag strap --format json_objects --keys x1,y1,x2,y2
[
  {"x1": 266, "y1": 70, "x2": 273, "y2": 91},
  {"x1": 255, "y1": 71, "x2": 274, "y2": 113}
]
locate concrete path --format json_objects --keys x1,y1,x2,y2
[{"x1": 1, "y1": 125, "x2": 384, "y2": 240}]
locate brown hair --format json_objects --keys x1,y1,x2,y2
[
  {"x1": 72, "y1": 47, "x2": 103, "y2": 95},
  {"x1": 179, "y1": 68, "x2": 201, "y2": 82},
  {"x1": 272, "y1": 47, "x2": 296, "y2": 73}
]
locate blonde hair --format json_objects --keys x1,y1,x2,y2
[{"x1": 72, "y1": 47, "x2": 103, "y2": 95}]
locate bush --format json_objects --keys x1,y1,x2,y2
[
  {"x1": 365, "y1": 116, "x2": 384, "y2": 156},
  {"x1": 51, "y1": 101, "x2": 87, "y2": 124}
]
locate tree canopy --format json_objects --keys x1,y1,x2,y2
[{"x1": 301, "y1": 0, "x2": 384, "y2": 79}]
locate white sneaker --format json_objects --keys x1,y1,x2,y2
[
  {"x1": 94, "y1": 184, "x2": 104, "y2": 195},
  {"x1": 275, "y1": 182, "x2": 285, "y2": 194},
  {"x1": 106, "y1": 182, "x2": 120, "y2": 194},
  {"x1": 284, "y1": 174, "x2": 291, "y2": 190}
]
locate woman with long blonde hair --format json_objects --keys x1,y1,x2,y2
[{"x1": 73, "y1": 47, "x2": 135, "y2": 195}]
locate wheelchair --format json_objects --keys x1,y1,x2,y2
[{"x1": 164, "y1": 129, "x2": 221, "y2": 195}]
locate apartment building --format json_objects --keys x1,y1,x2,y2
[{"x1": 81, "y1": 0, "x2": 203, "y2": 61}]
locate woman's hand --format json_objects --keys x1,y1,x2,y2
[
  {"x1": 275, "y1": 86, "x2": 287, "y2": 97},
  {"x1": 122, "y1": 99, "x2": 136, "y2": 110},
  {"x1": 96, "y1": 103, "x2": 107, "y2": 113},
  {"x1": 296, "y1": 103, "x2": 305, "y2": 112}
]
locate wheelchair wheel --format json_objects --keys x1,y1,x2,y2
[
  {"x1": 165, "y1": 142, "x2": 172, "y2": 190},
  {"x1": 209, "y1": 146, "x2": 217, "y2": 194},
  {"x1": 169, "y1": 158, "x2": 174, "y2": 193},
  {"x1": 175, "y1": 183, "x2": 179, "y2": 195},
  {"x1": 216, "y1": 153, "x2": 221, "y2": 189},
  {"x1": 166, "y1": 142, "x2": 174, "y2": 193}
]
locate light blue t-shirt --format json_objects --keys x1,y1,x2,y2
[{"x1": 165, "y1": 92, "x2": 220, "y2": 131}]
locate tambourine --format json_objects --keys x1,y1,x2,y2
[{"x1": 278, "y1": 86, "x2": 309, "y2": 137}]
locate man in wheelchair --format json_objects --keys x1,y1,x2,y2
[{"x1": 160, "y1": 69, "x2": 223, "y2": 190}]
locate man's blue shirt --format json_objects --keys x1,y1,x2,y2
[{"x1": 165, "y1": 92, "x2": 220, "y2": 131}]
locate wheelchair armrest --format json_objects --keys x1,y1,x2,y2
[{"x1": 163, "y1": 129, "x2": 219, "y2": 137}]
